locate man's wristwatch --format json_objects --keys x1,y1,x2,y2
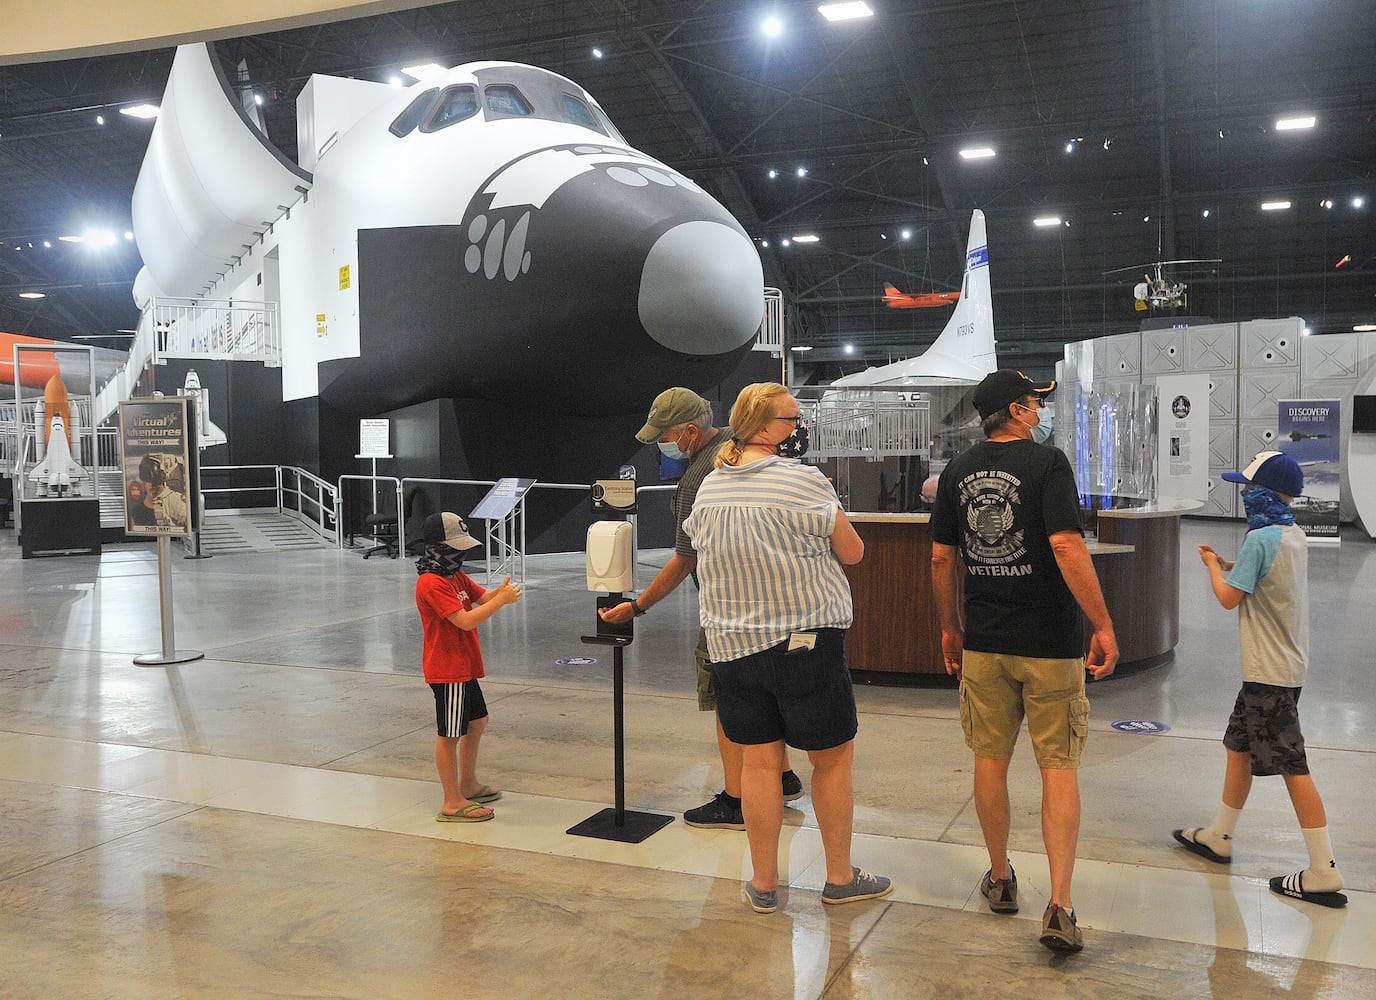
[{"x1": 630, "y1": 599, "x2": 647, "y2": 617}]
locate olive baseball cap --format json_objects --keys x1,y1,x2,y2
[{"x1": 634, "y1": 387, "x2": 712, "y2": 443}]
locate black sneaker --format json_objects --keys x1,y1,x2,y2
[
  {"x1": 979, "y1": 865, "x2": 1018, "y2": 913},
  {"x1": 684, "y1": 791, "x2": 745, "y2": 830},
  {"x1": 1040, "y1": 903, "x2": 1083, "y2": 953},
  {"x1": 782, "y1": 770, "x2": 804, "y2": 802}
]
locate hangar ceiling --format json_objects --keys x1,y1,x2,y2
[{"x1": 1, "y1": 0, "x2": 1373, "y2": 382}]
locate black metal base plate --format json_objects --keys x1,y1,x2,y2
[{"x1": 566, "y1": 808, "x2": 674, "y2": 844}]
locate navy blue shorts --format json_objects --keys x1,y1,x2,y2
[
  {"x1": 710, "y1": 628, "x2": 858, "y2": 751},
  {"x1": 430, "y1": 679, "x2": 488, "y2": 738}
]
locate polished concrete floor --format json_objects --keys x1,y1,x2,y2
[{"x1": 1, "y1": 518, "x2": 1374, "y2": 998}]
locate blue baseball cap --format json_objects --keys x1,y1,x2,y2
[{"x1": 1222, "y1": 451, "x2": 1303, "y2": 497}]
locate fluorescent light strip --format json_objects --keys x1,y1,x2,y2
[
  {"x1": 1275, "y1": 115, "x2": 1316, "y2": 131},
  {"x1": 1033, "y1": 216, "x2": 1062, "y2": 227},
  {"x1": 792, "y1": 234, "x2": 820, "y2": 243},
  {"x1": 959, "y1": 147, "x2": 996, "y2": 160},
  {"x1": 119, "y1": 104, "x2": 160, "y2": 119},
  {"x1": 819, "y1": 2, "x2": 874, "y2": 21},
  {"x1": 1261, "y1": 201, "x2": 1291, "y2": 211},
  {"x1": 401, "y1": 63, "x2": 446, "y2": 81}
]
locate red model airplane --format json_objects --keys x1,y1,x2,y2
[{"x1": 882, "y1": 285, "x2": 961, "y2": 309}]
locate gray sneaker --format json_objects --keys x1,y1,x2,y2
[
  {"x1": 683, "y1": 791, "x2": 745, "y2": 830},
  {"x1": 1040, "y1": 903, "x2": 1084, "y2": 953},
  {"x1": 979, "y1": 865, "x2": 1018, "y2": 913},
  {"x1": 821, "y1": 867, "x2": 893, "y2": 905},
  {"x1": 744, "y1": 882, "x2": 778, "y2": 913}
]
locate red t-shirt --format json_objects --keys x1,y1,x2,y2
[{"x1": 415, "y1": 571, "x2": 487, "y2": 683}]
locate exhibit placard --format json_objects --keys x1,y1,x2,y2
[
  {"x1": 358, "y1": 418, "x2": 390, "y2": 458},
  {"x1": 1278, "y1": 398, "x2": 1340, "y2": 544},
  {"x1": 119, "y1": 397, "x2": 197, "y2": 537},
  {"x1": 1155, "y1": 373, "x2": 1210, "y2": 503},
  {"x1": 470, "y1": 477, "x2": 536, "y2": 520}
]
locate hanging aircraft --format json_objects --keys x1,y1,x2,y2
[
  {"x1": 130, "y1": 44, "x2": 765, "y2": 418},
  {"x1": 1103, "y1": 259, "x2": 1221, "y2": 313},
  {"x1": 882, "y1": 285, "x2": 961, "y2": 309},
  {"x1": 831, "y1": 209, "x2": 996, "y2": 389}
]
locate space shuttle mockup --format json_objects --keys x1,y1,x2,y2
[
  {"x1": 131, "y1": 45, "x2": 765, "y2": 416},
  {"x1": 832, "y1": 210, "x2": 996, "y2": 389},
  {"x1": 28, "y1": 375, "x2": 88, "y2": 497},
  {"x1": 181, "y1": 369, "x2": 226, "y2": 449}
]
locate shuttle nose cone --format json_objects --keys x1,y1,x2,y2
[{"x1": 638, "y1": 221, "x2": 763, "y2": 354}]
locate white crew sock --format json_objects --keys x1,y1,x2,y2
[
  {"x1": 1299, "y1": 826, "x2": 1343, "y2": 891},
  {"x1": 1195, "y1": 802, "x2": 1242, "y2": 856}
]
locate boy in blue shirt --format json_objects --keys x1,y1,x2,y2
[{"x1": 1172, "y1": 451, "x2": 1345, "y2": 907}]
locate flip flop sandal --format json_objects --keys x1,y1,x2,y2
[
  {"x1": 1269, "y1": 872, "x2": 1347, "y2": 908},
  {"x1": 469, "y1": 786, "x2": 502, "y2": 804},
  {"x1": 436, "y1": 803, "x2": 495, "y2": 823},
  {"x1": 1173, "y1": 828, "x2": 1231, "y2": 865}
]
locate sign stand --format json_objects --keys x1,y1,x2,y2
[{"x1": 134, "y1": 535, "x2": 205, "y2": 666}]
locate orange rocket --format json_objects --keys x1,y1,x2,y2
[
  {"x1": 42, "y1": 374, "x2": 73, "y2": 449},
  {"x1": 0, "y1": 332, "x2": 62, "y2": 389}
]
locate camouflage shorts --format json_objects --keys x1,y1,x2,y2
[
  {"x1": 694, "y1": 629, "x2": 716, "y2": 712},
  {"x1": 1222, "y1": 682, "x2": 1309, "y2": 776}
]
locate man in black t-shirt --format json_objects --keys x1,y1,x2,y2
[{"x1": 930, "y1": 370, "x2": 1118, "y2": 954}]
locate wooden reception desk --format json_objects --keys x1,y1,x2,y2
[{"x1": 842, "y1": 502, "x2": 1198, "y2": 678}]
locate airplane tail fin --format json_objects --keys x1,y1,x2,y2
[
  {"x1": 883, "y1": 285, "x2": 902, "y2": 297},
  {"x1": 922, "y1": 209, "x2": 996, "y2": 373}
]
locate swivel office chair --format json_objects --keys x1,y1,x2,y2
[{"x1": 362, "y1": 498, "x2": 400, "y2": 559}]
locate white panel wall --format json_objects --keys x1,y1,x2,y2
[
  {"x1": 1092, "y1": 331, "x2": 1141, "y2": 381},
  {"x1": 1142, "y1": 328, "x2": 1186, "y2": 376},
  {"x1": 1239, "y1": 317, "x2": 1303, "y2": 368}
]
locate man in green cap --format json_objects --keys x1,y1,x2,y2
[{"x1": 601, "y1": 387, "x2": 803, "y2": 828}]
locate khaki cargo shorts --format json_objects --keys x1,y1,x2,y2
[{"x1": 959, "y1": 650, "x2": 1089, "y2": 769}]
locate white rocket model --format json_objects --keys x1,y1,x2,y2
[
  {"x1": 182, "y1": 369, "x2": 226, "y2": 448},
  {"x1": 29, "y1": 414, "x2": 90, "y2": 496}
]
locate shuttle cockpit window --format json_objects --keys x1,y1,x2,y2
[
  {"x1": 389, "y1": 88, "x2": 439, "y2": 137},
  {"x1": 421, "y1": 85, "x2": 480, "y2": 132},
  {"x1": 590, "y1": 104, "x2": 627, "y2": 144},
  {"x1": 484, "y1": 85, "x2": 534, "y2": 119},
  {"x1": 560, "y1": 94, "x2": 605, "y2": 135}
]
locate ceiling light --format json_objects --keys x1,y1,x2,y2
[
  {"x1": 1034, "y1": 216, "x2": 1061, "y2": 227},
  {"x1": 253, "y1": 93, "x2": 264, "y2": 106},
  {"x1": 1353, "y1": 324, "x2": 1376, "y2": 332},
  {"x1": 124, "y1": 231, "x2": 134, "y2": 240},
  {"x1": 880, "y1": 233, "x2": 887, "y2": 240},
  {"x1": 83, "y1": 230, "x2": 118, "y2": 246},
  {"x1": 1302, "y1": 327, "x2": 1313, "y2": 336},
  {"x1": 1275, "y1": 115, "x2": 1316, "y2": 131},
  {"x1": 19, "y1": 291, "x2": 45, "y2": 299},
  {"x1": 790, "y1": 344, "x2": 814, "y2": 352},
  {"x1": 58, "y1": 234, "x2": 84, "y2": 243},
  {"x1": 1321, "y1": 199, "x2": 1334, "y2": 209},
  {"x1": 792, "y1": 234, "x2": 820, "y2": 243},
  {"x1": 818, "y1": 2, "x2": 874, "y2": 21},
  {"x1": 1102, "y1": 138, "x2": 1112, "y2": 149},
  {"x1": 921, "y1": 156, "x2": 928, "y2": 166},
  {"x1": 900, "y1": 229, "x2": 911, "y2": 240},
  {"x1": 1354, "y1": 197, "x2": 1366, "y2": 208},
  {"x1": 1143, "y1": 215, "x2": 1150, "y2": 223},
  {"x1": 401, "y1": 63, "x2": 446, "y2": 81},
  {"x1": 388, "y1": 75, "x2": 403, "y2": 87},
  {"x1": 42, "y1": 240, "x2": 51, "y2": 248},
  {"x1": 844, "y1": 344, "x2": 855, "y2": 355},
  {"x1": 1202, "y1": 209, "x2": 1211, "y2": 218},
  {"x1": 1261, "y1": 201, "x2": 1291, "y2": 211},
  {"x1": 95, "y1": 114, "x2": 105, "y2": 125},
  {"x1": 767, "y1": 168, "x2": 778, "y2": 179},
  {"x1": 1065, "y1": 142, "x2": 1075, "y2": 154},
  {"x1": 119, "y1": 104, "x2": 160, "y2": 120},
  {"x1": 760, "y1": 240, "x2": 769, "y2": 248},
  {"x1": 762, "y1": 16, "x2": 784, "y2": 37},
  {"x1": 781, "y1": 239, "x2": 791, "y2": 247},
  {"x1": 959, "y1": 147, "x2": 995, "y2": 160},
  {"x1": 592, "y1": 47, "x2": 604, "y2": 58},
  {"x1": 796, "y1": 166, "x2": 808, "y2": 177}
]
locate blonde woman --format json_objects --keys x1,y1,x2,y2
[{"x1": 684, "y1": 382, "x2": 892, "y2": 913}]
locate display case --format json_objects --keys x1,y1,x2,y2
[{"x1": 1059, "y1": 340, "x2": 1157, "y2": 507}]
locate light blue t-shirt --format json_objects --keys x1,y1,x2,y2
[{"x1": 1226, "y1": 524, "x2": 1308, "y2": 687}]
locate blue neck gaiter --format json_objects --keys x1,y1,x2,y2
[{"x1": 1242, "y1": 486, "x2": 1295, "y2": 531}]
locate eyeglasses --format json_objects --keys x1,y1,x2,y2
[
  {"x1": 1013, "y1": 399, "x2": 1043, "y2": 412},
  {"x1": 772, "y1": 415, "x2": 804, "y2": 424}
]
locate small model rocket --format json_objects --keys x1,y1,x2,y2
[
  {"x1": 28, "y1": 374, "x2": 89, "y2": 496},
  {"x1": 182, "y1": 369, "x2": 226, "y2": 448}
]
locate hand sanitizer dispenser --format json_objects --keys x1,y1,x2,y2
[{"x1": 586, "y1": 521, "x2": 634, "y2": 593}]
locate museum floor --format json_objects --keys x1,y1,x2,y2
[{"x1": 1, "y1": 517, "x2": 1374, "y2": 999}]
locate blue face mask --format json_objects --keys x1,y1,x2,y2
[
  {"x1": 777, "y1": 419, "x2": 810, "y2": 458},
  {"x1": 1241, "y1": 485, "x2": 1295, "y2": 530},
  {"x1": 658, "y1": 436, "x2": 689, "y2": 461},
  {"x1": 1030, "y1": 417, "x2": 1053, "y2": 444}
]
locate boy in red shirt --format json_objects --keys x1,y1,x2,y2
[{"x1": 415, "y1": 512, "x2": 522, "y2": 821}]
